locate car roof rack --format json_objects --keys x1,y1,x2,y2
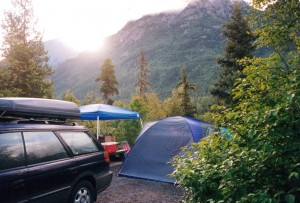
[
  {"x1": 0, "y1": 97, "x2": 80, "y2": 120},
  {"x1": 0, "y1": 117, "x2": 79, "y2": 126}
]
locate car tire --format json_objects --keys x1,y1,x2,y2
[{"x1": 69, "y1": 180, "x2": 94, "y2": 203}]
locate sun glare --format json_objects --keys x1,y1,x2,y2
[
  {"x1": 1, "y1": 0, "x2": 187, "y2": 52},
  {"x1": 61, "y1": 35, "x2": 105, "y2": 52}
]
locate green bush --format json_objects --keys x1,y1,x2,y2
[
  {"x1": 172, "y1": 1, "x2": 300, "y2": 201},
  {"x1": 172, "y1": 56, "x2": 300, "y2": 202}
]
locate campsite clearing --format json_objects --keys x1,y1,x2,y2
[{"x1": 96, "y1": 163, "x2": 184, "y2": 203}]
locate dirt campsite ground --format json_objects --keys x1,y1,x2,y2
[{"x1": 96, "y1": 162, "x2": 184, "y2": 203}]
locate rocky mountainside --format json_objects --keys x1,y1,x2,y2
[{"x1": 52, "y1": 0, "x2": 248, "y2": 100}]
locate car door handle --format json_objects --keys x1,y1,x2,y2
[{"x1": 11, "y1": 179, "x2": 25, "y2": 189}]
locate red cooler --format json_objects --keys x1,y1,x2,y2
[{"x1": 101, "y1": 142, "x2": 118, "y2": 153}]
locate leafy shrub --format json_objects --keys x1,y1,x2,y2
[
  {"x1": 172, "y1": 1, "x2": 300, "y2": 201},
  {"x1": 172, "y1": 56, "x2": 300, "y2": 202}
]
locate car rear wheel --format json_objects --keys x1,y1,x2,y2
[{"x1": 70, "y1": 181, "x2": 94, "y2": 203}]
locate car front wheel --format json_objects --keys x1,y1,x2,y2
[{"x1": 70, "y1": 181, "x2": 94, "y2": 203}]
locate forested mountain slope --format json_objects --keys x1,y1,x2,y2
[{"x1": 52, "y1": 0, "x2": 247, "y2": 100}]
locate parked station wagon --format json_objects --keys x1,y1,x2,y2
[{"x1": 0, "y1": 97, "x2": 113, "y2": 203}]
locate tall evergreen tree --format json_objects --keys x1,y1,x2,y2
[
  {"x1": 0, "y1": 0, "x2": 54, "y2": 98},
  {"x1": 177, "y1": 65, "x2": 197, "y2": 117},
  {"x1": 211, "y1": 1, "x2": 256, "y2": 104},
  {"x1": 135, "y1": 48, "x2": 151, "y2": 97},
  {"x1": 95, "y1": 58, "x2": 119, "y2": 104}
]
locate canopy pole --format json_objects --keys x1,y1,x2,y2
[
  {"x1": 97, "y1": 116, "x2": 100, "y2": 139},
  {"x1": 140, "y1": 118, "x2": 143, "y2": 128}
]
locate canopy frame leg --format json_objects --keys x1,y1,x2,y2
[{"x1": 97, "y1": 116, "x2": 100, "y2": 139}]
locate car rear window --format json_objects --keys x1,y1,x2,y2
[
  {"x1": 0, "y1": 132, "x2": 25, "y2": 171},
  {"x1": 59, "y1": 132, "x2": 100, "y2": 155},
  {"x1": 23, "y1": 131, "x2": 69, "y2": 165}
]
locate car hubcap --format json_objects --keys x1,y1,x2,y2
[{"x1": 74, "y1": 187, "x2": 91, "y2": 203}]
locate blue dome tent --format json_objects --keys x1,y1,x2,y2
[{"x1": 118, "y1": 116, "x2": 215, "y2": 183}]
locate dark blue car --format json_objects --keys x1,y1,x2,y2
[{"x1": 0, "y1": 98, "x2": 113, "y2": 203}]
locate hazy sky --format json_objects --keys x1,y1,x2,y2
[{"x1": 1, "y1": 0, "x2": 188, "y2": 51}]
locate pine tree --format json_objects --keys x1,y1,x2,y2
[
  {"x1": 95, "y1": 58, "x2": 119, "y2": 104},
  {"x1": 211, "y1": 2, "x2": 256, "y2": 104},
  {"x1": 177, "y1": 65, "x2": 197, "y2": 117},
  {"x1": 0, "y1": 0, "x2": 54, "y2": 98},
  {"x1": 135, "y1": 48, "x2": 151, "y2": 97}
]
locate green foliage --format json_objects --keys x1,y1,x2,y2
[
  {"x1": 172, "y1": 135, "x2": 230, "y2": 202},
  {"x1": 143, "y1": 92, "x2": 166, "y2": 121},
  {"x1": 0, "y1": 65, "x2": 22, "y2": 96},
  {"x1": 163, "y1": 66, "x2": 197, "y2": 117},
  {"x1": 112, "y1": 120, "x2": 141, "y2": 146},
  {"x1": 197, "y1": 112, "x2": 214, "y2": 124},
  {"x1": 62, "y1": 90, "x2": 80, "y2": 105},
  {"x1": 0, "y1": 0, "x2": 54, "y2": 98},
  {"x1": 172, "y1": 1, "x2": 300, "y2": 202},
  {"x1": 172, "y1": 63, "x2": 300, "y2": 202},
  {"x1": 95, "y1": 58, "x2": 119, "y2": 104},
  {"x1": 195, "y1": 96, "x2": 217, "y2": 115},
  {"x1": 129, "y1": 95, "x2": 149, "y2": 120},
  {"x1": 129, "y1": 93, "x2": 167, "y2": 122},
  {"x1": 221, "y1": 57, "x2": 299, "y2": 202},
  {"x1": 163, "y1": 87, "x2": 184, "y2": 117},
  {"x1": 250, "y1": 0, "x2": 300, "y2": 65}
]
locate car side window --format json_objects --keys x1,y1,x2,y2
[
  {"x1": 23, "y1": 131, "x2": 68, "y2": 165},
  {"x1": 59, "y1": 132, "x2": 99, "y2": 155},
  {"x1": 0, "y1": 132, "x2": 25, "y2": 171}
]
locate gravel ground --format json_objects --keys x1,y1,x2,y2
[{"x1": 96, "y1": 162, "x2": 184, "y2": 203}]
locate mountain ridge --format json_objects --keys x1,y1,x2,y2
[{"x1": 50, "y1": 0, "x2": 248, "y2": 100}]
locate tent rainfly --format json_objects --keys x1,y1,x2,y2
[
  {"x1": 79, "y1": 104, "x2": 141, "y2": 138},
  {"x1": 118, "y1": 116, "x2": 215, "y2": 183}
]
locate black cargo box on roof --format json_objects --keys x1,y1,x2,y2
[{"x1": 0, "y1": 97, "x2": 80, "y2": 120}]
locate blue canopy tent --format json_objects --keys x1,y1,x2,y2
[
  {"x1": 118, "y1": 116, "x2": 215, "y2": 183},
  {"x1": 79, "y1": 104, "x2": 141, "y2": 138}
]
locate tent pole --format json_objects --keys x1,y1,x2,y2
[
  {"x1": 97, "y1": 116, "x2": 99, "y2": 139},
  {"x1": 140, "y1": 118, "x2": 143, "y2": 128}
]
